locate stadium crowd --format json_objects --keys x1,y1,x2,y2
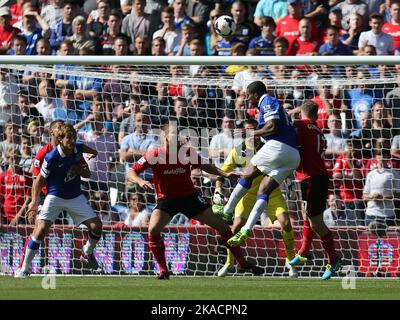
[{"x1": 1, "y1": 0, "x2": 400, "y2": 228}]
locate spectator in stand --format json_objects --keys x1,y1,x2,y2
[
  {"x1": 69, "y1": 15, "x2": 100, "y2": 54},
  {"x1": 79, "y1": 112, "x2": 118, "y2": 192},
  {"x1": 303, "y1": 0, "x2": 330, "y2": 30},
  {"x1": 386, "y1": 65, "x2": 400, "y2": 130},
  {"x1": 103, "y1": 65, "x2": 131, "y2": 123},
  {"x1": 187, "y1": 77, "x2": 219, "y2": 129},
  {"x1": 87, "y1": 0, "x2": 111, "y2": 39},
  {"x1": 231, "y1": 59, "x2": 264, "y2": 96},
  {"x1": 185, "y1": 0, "x2": 211, "y2": 39},
  {"x1": 153, "y1": 7, "x2": 182, "y2": 55},
  {"x1": 225, "y1": 43, "x2": 248, "y2": 75},
  {"x1": 391, "y1": 133, "x2": 400, "y2": 159},
  {"x1": 350, "y1": 111, "x2": 374, "y2": 158},
  {"x1": 230, "y1": 0, "x2": 259, "y2": 46},
  {"x1": 11, "y1": 90, "x2": 44, "y2": 133},
  {"x1": 15, "y1": 8, "x2": 51, "y2": 55},
  {"x1": 205, "y1": 9, "x2": 220, "y2": 56},
  {"x1": 171, "y1": 96, "x2": 194, "y2": 127},
  {"x1": 323, "y1": 193, "x2": 357, "y2": 226},
  {"x1": 290, "y1": 18, "x2": 320, "y2": 55},
  {"x1": 90, "y1": 190, "x2": 120, "y2": 225},
  {"x1": 248, "y1": 16, "x2": 276, "y2": 56},
  {"x1": 0, "y1": 148, "x2": 32, "y2": 225},
  {"x1": 99, "y1": 11, "x2": 124, "y2": 55},
  {"x1": 323, "y1": 6, "x2": 346, "y2": 43},
  {"x1": 0, "y1": 68, "x2": 18, "y2": 127},
  {"x1": 333, "y1": 0, "x2": 369, "y2": 30},
  {"x1": 233, "y1": 94, "x2": 247, "y2": 124},
  {"x1": 0, "y1": 7, "x2": 20, "y2": 54},
  {"x1": 276, "y1": 0, "x2": 318, "y2": 54},
  {"x1": 370, "y1": 100, "x2": 393, "y2": 144},
  {"x1": 35, "y1": 78, "x2": 63, "y2": 126},
  {"x1": 73, "y1": 94, "x2": 107, "y2": 133},
  {"x1": 168, "y1": 65, "x2": 185, "y2": 97},
  {"x1": 382, "y1": 1, "x2": 400, "y2": 55},
  {"x1": 319, "y1": 26, "x2": 353, "y2": 56},
  {"x1": 380, "y1": 0, "x2": 393, "y2": 23},
  {"x1": 26, "y1": 119, "x2": 44, "y2": 154},
  {"x1": 151, "y1": 37, "x2": 167, "y2": 56},
  {"x1": 363, "y1": 152, "x2": 400, "y2": 226},
  {"x1": 49, "y1": 0, "x2": 77, "y2": 53},
  {"x1": 324, "y1": 114, "x2": 348, "y2": 160},
  {"x1": 19, "y1": 135, "x2": 34, "y2": 175},
  {"x1": 188, "y1": 39, "x2": 203, "y2": 76},
  {"x1": 120, "y1": 112, "x2": 157, "y2": 192},
  {"x1": 341, "y1": 12, "x2": 364, "y2": 55},
  {"x1": 175, "y1": 23, "x2": 196, "y2": 56},
  {"x1": 173, "y1": 0, "x2": 194, "y2": 31},
  {"x1": 359, "y1": 12, "x2": 394, "y2": 55},
  {"x1": 134, "y1": 35, "x2": 150, "y2": 55},
  {"x1": 121, "y1": 0, "x2": 159, "y2": 44},
  {"x1": 0, "y1": 121, "x2": 19, "y2": 170},
  {"x1": 149, "y1": 82, "x2": 171, "y2": 127},
  {"x1": 111, "y1": 34, "x2": 130, "y2": 56},
  {"x1": 9, "y1": 0, "x2": 30, "y2": 27},
  {"x1": 215, "y1": 28, "x2": 243, "y2": 58},
  {"x1": 118, "y1": 95, "x2": 141, "y2": 145},
  {"x1": 52, "y1": 85, "x2": 88, "y2": 126},
  {"x1": 273, "y1": 36, "x2": 289, "y2": 56},
  {"x1": 347, "y1": 67, "x2": 382, "y2": 129},
  {"x1": 40, "y1": 0, "x2": 64, "y2": 30},
  {"x1": 208, "y1": 116, "x2": 241, "y2": 168},
  {"x1": 253, "y1": 0, "x2": 288, "y2": 26},
  {"x1": 121, "y1": 192, "x2": 151, "y2": 227},
  {"x1": 333, "y1": 138, "x2": 366, "y2": 225}
]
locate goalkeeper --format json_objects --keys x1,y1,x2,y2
[{"x1": 212, "y1": 119, "x2": 298, "y2": 277}]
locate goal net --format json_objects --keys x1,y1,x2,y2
[{"x1": 0, "y1": 56, "x2": 399, "y2": 278}]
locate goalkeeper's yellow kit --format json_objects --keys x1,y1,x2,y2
[{"x1": 221, "y1": 142, "x2": 287, "y2": 222}]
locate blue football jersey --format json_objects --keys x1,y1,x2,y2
[
  {"x1": 40, "y1": 142, "x2": 85, "y2": 199},
  {"x1": 257, "y1": 94, "x2": 297, "y2": 149}
]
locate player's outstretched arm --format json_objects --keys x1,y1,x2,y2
[
  {"x1": 127, "y1": 168, "x2": 154, "y2": 192},
  {"x1": 200, "y1": 163, "x2": 240, "y2": 180}
]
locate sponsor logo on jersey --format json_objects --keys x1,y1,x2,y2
[{"x1": 163, "y1": 168, "x2": 186, "y2": 175}]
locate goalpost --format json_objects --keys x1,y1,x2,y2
[{"x1": 0, "y1": 56, "x2": 399, "y2": 278}]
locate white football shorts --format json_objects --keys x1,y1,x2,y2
[
  {"x1": 250, "y1": 139, "x2": 300, "y2": 184},
  {"x1": 38, "y1": 194, "x2": 98, "y2": 225}
]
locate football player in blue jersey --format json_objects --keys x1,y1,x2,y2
[
  {"x1": 15, "y1": 123, "x2": 103, "y2": 278},
  {"x1": 224, "y1": 81, "x2": 301, "y2": 245}
]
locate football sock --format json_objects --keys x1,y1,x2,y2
[
  {"x1": 320, "y1": 230, "x2": 337, "y2": 264},
  {"x1": 148, "y1": 233, "x2": 168, "y2": 272},
  {"x1": 242, "y1": 194, "x2": 269, "y2": 231},
  {"x1": 220, "y1": 230, "x2": 247, "y2": 268},
  {"x1": 83, "y1": 231, "x2": 101, "y2": 255},
  {"x1": 298, "y1": 220, "x2": 314, "y2": 256},
  {"x1": 21, "y1": 236, "x2": 41, "y2": 272},
  {"x1": 226, "y1": 248, "x2": 235, "y2": 265},
  {"x1": 223, "y1": 178, "x2": 251, "y2": 215},
  {"x1": 282, "y1": 230, "x2": 295, "y2": 260}
]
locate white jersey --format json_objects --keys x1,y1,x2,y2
[{"x1": 363, "y1": 168, "x2": 400, "y2": 218}]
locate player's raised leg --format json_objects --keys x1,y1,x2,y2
[
  {"x1": 223, "y1": 164, "x2": 261, "y2": 220},
  {"x1": 147, "y1": 209, "x2": 173, "y2": 279}
]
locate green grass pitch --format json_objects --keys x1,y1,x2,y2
[{"x1": 0, "y1": 276, "x2": 399, "y2": 300}]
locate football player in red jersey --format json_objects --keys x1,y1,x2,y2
[
  {"x1": 128, "y1": 122, "x2": 263, "y2": 279},
  {"x1": 289, "y1": 100, "x2": 341, "y2": 280}
]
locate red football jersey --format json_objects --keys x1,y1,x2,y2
[
  {"x1": 294, "y1": 119, "x2": 328, "y2": 181},
  {"x1": 290, "y1": 37, "x2": 320, "y2": 56},
  {"x1": 333, "y1": 155, "x2": 364, "y2": 202},
  {"x1": 382, "y1": 23, "x2": 400, "y2": 50},
  {"x1": 132, "y1": 146, "x2": 203, "y2": 199},
  {"x1": 0, "y1": 169, "x2": 32, "y2": 222},
  {"x1": 32, "y1": 142, "x2": 53, "y2": 194}
]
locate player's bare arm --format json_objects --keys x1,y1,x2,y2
[
  {"x1": 70, "y1": 163, "x2": 91, "y2": 179},
  {"x1": 200, "y1": 163, "x2": 241, "y2": 180},
  {"x1": 26, "y1": 174, "x2": 46, "y2": 219},
  {"x1": 127, "y1": 168, "x2": 154, "y2": 192},
  {"x1": 253, "y1": 119, "x2": 278, "y2": 138}
]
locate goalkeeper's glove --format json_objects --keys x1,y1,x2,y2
[{"x1": 213, "y1": 188, "x2": 226, "y2": 205}]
